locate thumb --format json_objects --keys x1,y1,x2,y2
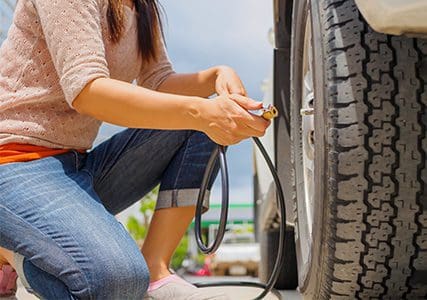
[{"x1": 229, "y1": 94, "x2": 263, "y2": 110}]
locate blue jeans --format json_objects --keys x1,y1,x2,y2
[{"x1": 0, "y1": 128, "x2": 218, "y2": 299}]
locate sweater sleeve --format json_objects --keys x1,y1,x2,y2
[
  {"x1": 32, "y1": 0, "x2": 110, "y2": 108},
  {"x1": 137, "y1": 34, "x2": 175, "y2": 90}
]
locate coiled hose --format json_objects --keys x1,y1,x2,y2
[{"x1": 194, "y1": 105, "x2": 287, "y2": 300}]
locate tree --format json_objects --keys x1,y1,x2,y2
[{"x1": 127, "y1": 186, "x2": 158, "y2": 241}]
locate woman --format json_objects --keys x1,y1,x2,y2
[{"x1": 0, "y1": 0, "x2": 269, "y2": 299}]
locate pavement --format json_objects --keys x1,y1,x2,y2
[
  {"x1": 11, "y1": 275, "x2": 302, "y2": 300},
  {"x1": 185, "y1": 276, "x2": 302, "y2": 300}
]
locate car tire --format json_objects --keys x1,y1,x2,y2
[{"x1": 290, "y1": 0, "x2": 427, "y2": 299}]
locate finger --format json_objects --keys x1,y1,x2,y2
[
  {"x1": 234, "y1": 124, "x2": 252, "y2": 137},
  {"x1": 227, "y1": 134, "x2": 245, "y2": 145},
  {"x1": 229, "y1": 94, "x2": 263, "y2": 110},
  {"x1": 231, "y1": 138, "x2": 244, "y2": 145},
  {"x1": 236, "y1": 81, "x2": 248, "y2": 96},
  {"x1": 239, "y1": 124, "x2": 264, "y2": 138},
  {"x1": 216, "y1": 84, "x2": 229, "y2": 96},
  {"x1": 241, "y1": 110, "x2": 271, "y2": 133},
  {"x1": 241, "y1": 87, "x2": 248, "y2": 97},
  {"x1": 236, "y1": 80, "x2": 248, "y2": 96},
  {"x1": 219, "y1": 135, "x2": 243, "y2": 146},
  {"x1": 227, "y1": 83, "x2": 246, "y2": 96},
  {"x1": 228, "y1": 100, "x2": 271, "y2": 133},
  {"x1": 230, "y1": 118, "x2": 265, "y2": 138}
]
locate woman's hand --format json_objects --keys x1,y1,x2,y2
[
  {"x1": 199, "y1": 94, "x2": 270, "y2": 146},
  {"x1": 214, "y1": 65, "x2": 247, "y2": 96}
]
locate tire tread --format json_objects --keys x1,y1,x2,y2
[{"x1": 316, "y1": 0, "x2": 427, "y2": 299}]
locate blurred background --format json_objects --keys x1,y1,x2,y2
[{"x1": 1, "y1": 0, "x2": 278, "y2": 296}]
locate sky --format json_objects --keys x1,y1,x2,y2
[
  {"x1": 0, "y1": 0, "x2": 274, "y2": 208},
  {"x1": 161, "y1": 0, "x2": 274, "y2": 204},
  {"x1": 0, "y1": 1, "x2": 14, "y2": 40}
]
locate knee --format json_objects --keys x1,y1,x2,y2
[
  {"x1": 68, "y1": 251, "x2": 150, "y2": 299},
  {"x1": 82, "y1": 254, "x2": 150, "y2": 299},
  {"x1": 188, "y1": 130, "x2": 217, "y2": 150}
]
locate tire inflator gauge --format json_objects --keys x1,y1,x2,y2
[{"x1": 194, "y1": 104, "x2": 286, "y2": 300}]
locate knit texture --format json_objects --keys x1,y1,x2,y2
[{"x1": 0, "y1": 0, "x2": 174, "y2": 150}]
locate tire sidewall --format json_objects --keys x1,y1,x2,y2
[{"x1": 290, "y1": 0, "x2": 330, "y2": 296}]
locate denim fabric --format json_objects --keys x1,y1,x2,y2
[{"x1": 0, "y1": 128, "x2": 219, "y2": 299}]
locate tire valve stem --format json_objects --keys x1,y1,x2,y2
[{"x1": 249, "y1": 104, "x2": 279, "y2": 120}]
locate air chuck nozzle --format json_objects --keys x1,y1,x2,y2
[{"x1": 249, "y1": 104, "x2": 279, "y2": 120}]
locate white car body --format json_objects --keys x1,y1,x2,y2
[{"x1": 356, "y1": 0, "x2": 427, "y2": 36}]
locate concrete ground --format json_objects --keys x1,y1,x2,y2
[
  {"x1": 13, "y1": 276, "x2": 302, "y2": 300},
  {"x1": 186, "y1": 276, "x2": 302, "y2": 300}
]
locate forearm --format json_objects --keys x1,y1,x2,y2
[
  {"x1": 157, "y1": 66, "x2": 220, "y2": 97},
  {"x1": 73, "y1": 77, "x2": 206, "y2": 130}
]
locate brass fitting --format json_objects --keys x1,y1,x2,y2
[
  {"x1": 261, "y1": 105, "x2": 279, "y2": 120},
  {"x1": 249, "y1": 104, "x2": 279, "y2": 120}
]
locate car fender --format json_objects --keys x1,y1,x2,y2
[{"x1": 355, "y1": 0, "x2": 427, "y2": 36}]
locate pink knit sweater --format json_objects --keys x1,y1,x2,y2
[{"x1": 0, "y1": 0, "x2": 174, "y2": 150}]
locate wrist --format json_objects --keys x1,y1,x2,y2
[
  {"x1": 186, "y1": 96, "x2": 209, "y2": 131},
  {"x1": 200, "y1": 67, "x2": 220, "y2": 95}
]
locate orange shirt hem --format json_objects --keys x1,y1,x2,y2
[{"x1": 0, "y1": 143, "x2": 86, "y2": 165}]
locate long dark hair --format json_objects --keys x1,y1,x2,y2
[{"x1": 107, "y1": 0, "x2": 164, "y2": 63}]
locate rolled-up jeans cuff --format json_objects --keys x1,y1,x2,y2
[
  {"x1": 13, "y1": 252, "x2": 32, "y2": 292},
  {"x1": 156, "y1": 188, "x2": 210, "y2": 213}
]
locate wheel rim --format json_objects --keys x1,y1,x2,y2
[{"x1": 298, "y1": 12, "x2": 315, "y2": 269}]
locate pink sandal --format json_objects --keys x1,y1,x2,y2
[{"x1": 0, "y1": 264, "x2": 17, "y2": 297}]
